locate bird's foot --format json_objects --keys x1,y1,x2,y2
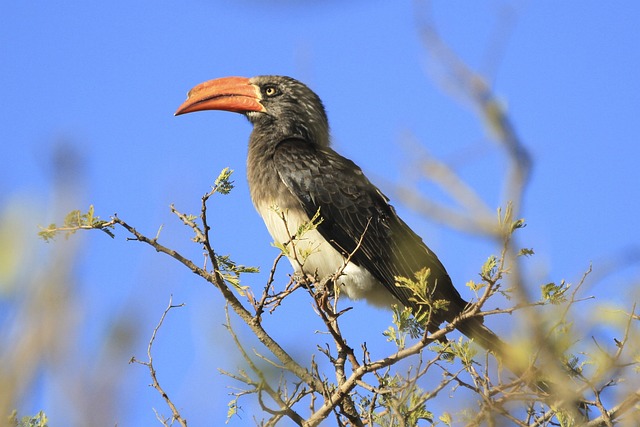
[{"x1": 292, "y1": 271, "x2": 316, "y2": 288}]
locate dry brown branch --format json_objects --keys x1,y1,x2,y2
[
  {"x1": 583, "y1": 389, "x2": 640, "y2": 427},
  {"x1": 222, "y1": 305, "x2": 306, "y2": 426},
  {"x1": 130, "y1": 296, "x2": 188, "y2": 427},
  {"x1": 102, "y1": 212, "x2": 326, "y2": 399},
  {"x1": 40, "y1": 147, "x2": 639, "y2": 426}
]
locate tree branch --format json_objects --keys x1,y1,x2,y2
[{"x1": 130, "y1": 296, "x2": 188, "y2": 427}]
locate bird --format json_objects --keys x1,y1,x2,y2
[
  {"x1": 174, "y1": 76, "x2": 592, "y2": 420},
  {"x1": 174, "y1": 75, "x2": 505, "y2": 352}
]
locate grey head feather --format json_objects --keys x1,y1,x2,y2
[{"x1": 247, "y1": 75, "x2": 330, "y2": 148}]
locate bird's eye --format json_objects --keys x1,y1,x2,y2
[{"x1": 264, "y1": 86, "x2": 279, "y2": 97}]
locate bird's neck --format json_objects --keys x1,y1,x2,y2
[
  {"x1": 249, "y1": 113, "x2": 330, "y2": 149},
  {"x1": 246, "y1": 132, "x2": 289, "y2": 210},
  {"x1": 246, "y1": 119, "x2": 330, "y2": 210}
]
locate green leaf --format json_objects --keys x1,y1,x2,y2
[
  {"x1": 215, "y1": 254, "x2": 259, "y2": 296},
  {"x1": 37, "y1": 225, "x2": 58, "y2": 242},
  {"x1": 481, "y1": 255, "x2": 497, "y2": 279},
  {"x1": 11, "y1": 411, "x2": 49, "y2": 427},
  {"x1": 541, "y1": 280, "x2": 569, "y2": 304},
  {"x1": 429, "y1": 341, "x2": 454, "y2": 362},
  {"x1": 296, "y1": 207, "x2": 323, "y2": 237},
  {"x1": 466, "y1": 279, "x2": 485, "y2": 292},
  {"x1": 225, "y1": 397, "x2": 240, "y2": 424},
  {"x1": 271, "y1": 241, "x2": 290, "y2": 257},
  {"x1": 439, "y1": 412, "x2": 453, "y2": 426},
  {"x1": 384, "y1": 305, "x2": 425, "y2": 349},
  {"x1": 395, "y1": 268, "x2": 444, "y2": 324},
  {"x1": 430, "y1": 337, "x2": 477, "y2": 366},
  {"x1": 38, "y1": 205, "x2": 114, "y2": 241},
  {"x1": 518, "y1": 248, "x2": 535, "y2": 257},
  {"x1": 214, "y1": 168, "x2": 234, "y2": 195},
  {"x1": 511, "y1": 217, "x2": 526, "y2": 232},
  {"x1": 497, "y1": 202, "x2": 526, "y2": 236}
]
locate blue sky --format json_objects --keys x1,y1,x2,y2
[{"x1": 2, "y1": 2, "x2": 639, "y2": 426}]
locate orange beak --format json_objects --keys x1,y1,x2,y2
[{"x1": 174, "y1": 76, "x2": 265, "y2": 116}]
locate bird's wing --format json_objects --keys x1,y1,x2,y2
[{"x1": 273, "y1": 139, "x2": 468, "y2": 325}]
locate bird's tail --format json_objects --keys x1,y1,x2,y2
[
  {"x1": 456, "y1": 316, "x2": 588, "y2": 420},
  {"x1": 457, "y1": 316, "x2": 555, "y2": 392},
  {"x1": 456, "y1": 316, "x2": 508, "y2": 357}
]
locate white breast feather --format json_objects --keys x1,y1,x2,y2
[{"x1": 256, "y1": 201, "x2": 396, "y2": 307}]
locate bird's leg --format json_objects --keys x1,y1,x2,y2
[
  {"x1": 291, "y1": 269, "x2": 333, "y2": 300},
  {"x1": 308, "y1": 274, "x2": 334, "y2": 315},
  {"x1": 313, "y1": 287, "x2": 332, "y2": 316}
]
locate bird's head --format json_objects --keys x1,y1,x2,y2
[{"x1": 176, "y1": 75, "x2": 329, "y2": 147}]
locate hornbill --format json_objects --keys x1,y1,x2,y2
[
  {"x1": 175, "y1": 76, "x2": 589, "y2": 418},
  {"x1": 175, "y1": 75, "x2": 504, "y2": 352}
]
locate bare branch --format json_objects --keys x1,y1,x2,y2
[
  {"x1": 130, "y1": 296, "x2": 188, "y2": 427},
  {"x1": 223, "y1": 305, "x2": 305, "y2": 426}
]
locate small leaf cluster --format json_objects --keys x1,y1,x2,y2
[
  {"x1": 383, "y1": 305, "x2": 425, "y2": 350},
  {"x1": 382, "y1": 379, "x2": 433, "y2": 426},
  {"x1": 497, "y1": 202, "x2": 526, "y2": 236},
  {"x1": 541, "y1": 280, "x2": 570, "y2": 304},
  {"x1": 272, "y1": 207, "x2": 323, "y2": 263},
  {"x1": 213, "y1": 167, "x2": 234, "y2": 195},
  {"x1": 38, "y1": 205, "x2": 114, "y2": 241},
  {"x1": 395, "y1": 268, "x2": 449, "y2": 325},
  {"x1": 357, "y1": 372, "x2": 435, "y2": 427},
  {"x1": 9, "y1": 411, "x2": 48, "y2": 427},
  {"x1": 429, "y1": 337, "x2": 477, "y2": 366},
  {"x1": 215, "y1": 254, "x2": 259, "y2": 295}
]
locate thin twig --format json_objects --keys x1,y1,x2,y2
[
  {"x1": 130, "y1": 295, "x2": 188, "y2": 427},
  {"x1": 223, "y1": 305, "x2": 305, "y2": 426}
]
